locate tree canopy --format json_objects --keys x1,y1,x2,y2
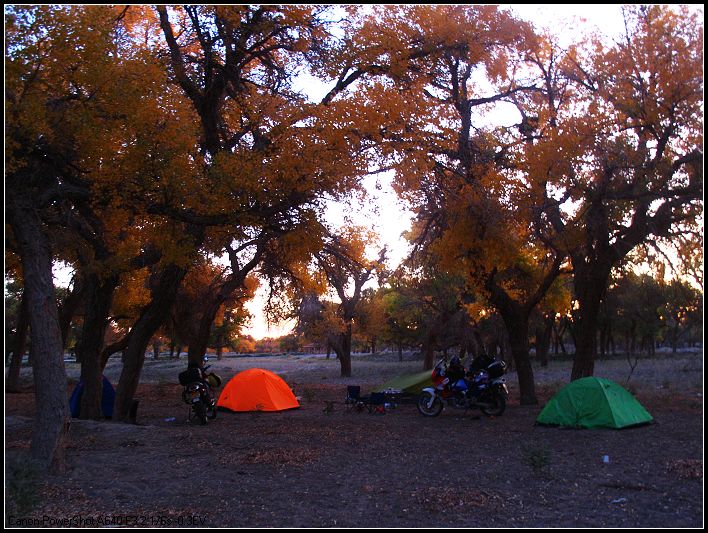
[{"x1": 5, "y1": 4, "x2": 702, "y2": 470}]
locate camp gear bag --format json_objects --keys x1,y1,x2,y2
[{"x1": 179, "y1": 367, "x2": 202, "y2": 386}]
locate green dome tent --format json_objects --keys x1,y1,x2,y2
[
  {"x1": 375, "y1": 369, "x2": 433, "y2": 395},
  {"x1": 536, "y1": 377, "x2": 653, "y2": 429}
]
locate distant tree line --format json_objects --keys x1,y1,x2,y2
[{"x1": 289, "y1": 266, "x2": 702, "y2": 365}]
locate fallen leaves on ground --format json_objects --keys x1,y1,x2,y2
[
  {"x1": 412, "y1": 486, "x2": 503, "y2": 512},
  {"x1": 666, "y1": 459, "x2": 702, "y2": 480},
  {"x1": 240, "y1": 448, "x2": 320, "y2": 466}
]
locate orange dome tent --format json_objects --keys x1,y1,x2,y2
[{"x1": 217, "y1": 368, "x2": 300, "y2": 412}]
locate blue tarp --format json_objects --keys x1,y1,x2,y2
[{"x1": 69, "y1": 375, "x2": 115, "y2": 418}]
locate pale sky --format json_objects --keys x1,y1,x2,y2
[{"x1": 243, "y1": 168, "x2": 413, "y2": 340}]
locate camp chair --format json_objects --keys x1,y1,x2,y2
[
  {"x1": 345, "y1": 386, "x2": 367, "y2": 412},
  {"x1": 344, "y1": 386, "x2": 388, "y2": 414}
]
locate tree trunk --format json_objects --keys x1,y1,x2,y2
[
  {"x1": 422, "y1": 333, "x2": 436, "y2": 370},
  {"x1": 570, "y1": 259, "x2": 612, "y2": 381},
  {"x1": 485, "y1": 277, "x2": 538, "y2": 405},
  {"x1": 216, "y1": 334, "x2": 224, "y2": 360},
  {"x1": 553, "y1": 321, "x2": 567, "y2": 356},
  {"x1": 186, "y1": 263, "x2": 256, "y2": 366},
  {"x1": 672, "y1": 322, "x2": 679, "y2": 354},
  {"x1": 328, "y1": 324, "x2": 353, "y2": 377},
  {"x1": 571, "y1": 310, "x2": 599, "y2": 379},
  {"x1": 187, "y1": 297, "x2": 223, "y2": 367},
  {"x1": 7, "y1": 197, "x2": 69, "y2": 471},
  {"x1": 114, "y1": 265, "x2": 187, "y2": 422},
  {"x1": 58, "y1": 278, "x2": 84, "y2": 350},
  {"x1": 536, "y1": 315, "x2": 554, "y2": 367},
  {"x1": 78, "y1": 273, "x2": 119, "y2": 420},
  {"x1": 504, "y1": 314, "x2": 537, "y2": 405},
  {"x1": 7, "y1": 290, "x2": 29, "y2": 393}
]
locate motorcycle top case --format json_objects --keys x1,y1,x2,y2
[
  {"x1": 179, "y1": 367, "x2": 202, "y2": 386},
  {"x1": 486, "y1": 360, "x2": 506, "y2": 379}
]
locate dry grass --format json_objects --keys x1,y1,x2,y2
[
  {"x1": 412, "y1": 486, "x2": 504, "y2": 512},
  {"x1": 240, "y1": 447, "x2": 320, "y2": 466},
  {"x1": 666, "y1": 459, "x2": 703, "y2": 480}
]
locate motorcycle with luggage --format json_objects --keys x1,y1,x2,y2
[
  {"x1": 179, "y1": 357, "x2": 221, "y2": 425},
  {"x1": 417, "y1": 355, "x2": 508, "y2": 417}
]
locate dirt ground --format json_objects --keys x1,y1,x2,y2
[{"x1": 5, "y1": 351, "x2": 704, "y2": 528}]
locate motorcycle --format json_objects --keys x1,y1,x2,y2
[
  {"x1": 417, "y1": 356, "x2": 508, "y2": 417},
  {"x1": 179, "y1": 360, "x2": 221, "y2": 425}
]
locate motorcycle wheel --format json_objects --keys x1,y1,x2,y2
[
  {"x1": 417, "y1": 391, "x2": 444, "y2": 417},
  {"x1": 194, "y1": 402, "x2": 208, "y2": 425},
  {"x1": 480, "y1": 390, "x2": 506, "y2": 416}
]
